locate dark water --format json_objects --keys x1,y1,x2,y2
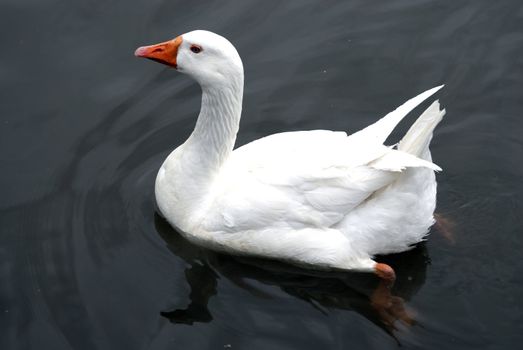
[{"x1": 1, "y1": 0, "x2": 522, "y2": 349}]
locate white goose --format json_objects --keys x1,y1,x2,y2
[{"x1": 135, "y1": 30, "x2": 445, "y2": 281}]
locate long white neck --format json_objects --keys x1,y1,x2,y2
[
  {"x1": 155, "y1": 74, "x2": 244, "y2": 230},
  {"x1": 186, "y1": 77, "x2": 243, "y2": 172}
]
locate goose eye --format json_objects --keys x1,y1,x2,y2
[{"x1": 190, "y1": 45, "x2": 202, "y2": 54}]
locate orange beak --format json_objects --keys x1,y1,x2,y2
[{"x1": 134, "y1": 36, "x2": 183, "y2": 68}]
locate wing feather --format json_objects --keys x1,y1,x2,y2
[
  {"x1": 207, "y1": 87, "x2": 444, "y2": 233},
  {"x1": 208, "y1": 133, "x2": 423, "y2": 232}
]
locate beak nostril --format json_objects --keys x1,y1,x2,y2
[{"x1": 152, "y1": 48, "x2": 164, "y2": 53}]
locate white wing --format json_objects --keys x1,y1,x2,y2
[{"x1": 203, "y1": 87, "x2": 442, "y2": 233}]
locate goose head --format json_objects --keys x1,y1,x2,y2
[{"x1": 135, "y1": 30, "x2": 243, "y2": 88}]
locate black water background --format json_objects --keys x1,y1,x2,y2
[{"x1": 1, "y1": 0, "x2": 522, "y2": 349}]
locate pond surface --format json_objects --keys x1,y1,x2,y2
[{"x1": 1, "y1": 0, "x2": 522, "y2": 349}]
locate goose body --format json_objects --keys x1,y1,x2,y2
[{"x1": 136, "y1": 30, "x2": 446, "y2": 278}]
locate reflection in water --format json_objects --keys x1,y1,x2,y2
[{"x1": 154, "y1": 213, "x2": 430, "y2": 339}]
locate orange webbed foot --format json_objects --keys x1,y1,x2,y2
[
  {"x1": 371, "y1": 263, "x2": 416, "y2": 331},
  {"x1": 375, "y1": 263, "x2": 396, "y2": 282}
]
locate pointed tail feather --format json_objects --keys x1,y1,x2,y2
[
  {"x1": 398, "y1": 100, "x2": 446, "y2": 159},
  {"x1": 350, "y1": 85, "x2": 444, "y2": 145}
]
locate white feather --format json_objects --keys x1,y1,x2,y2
[{"x1": 151, "y1": 30, "x2": 445, "y2": 273}]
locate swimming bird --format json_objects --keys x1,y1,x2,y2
[{"x1": 135, "y1": 30, "x2": 445, "y2": 281}]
